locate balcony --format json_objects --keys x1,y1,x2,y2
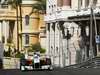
[
  {"x1": 45, "y1": 9, "x2": 76, "y2": 22},
  {"x1": 45, "y1": 6, "x2": 100, "y2": 22}
]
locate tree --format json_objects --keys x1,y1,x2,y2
[
  {"x1": 28, "y1": 43, "x2": 46, "y2": 53},
  {"x1": 30, "y1": 0, "x2": 46, "y2": 15},
  {"x1": 31, "y1": 43, "x2": 41, "y2": 51}
]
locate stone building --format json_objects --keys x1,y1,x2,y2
[
  {"x1": 0, "y1": 0, "x2": 46, "y2": 53},
  {"x1": 20, "y1": 0, "x2": 46, "y2": 51},
  {"x1": 45, "y1": 0, "x2": 100, "y2": 67}
]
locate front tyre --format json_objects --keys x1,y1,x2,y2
[
  {"x1": 48, "y1": 66, "x2": 53, "y2": 71},
  {"x1": 20, "y1": 66, "x2": 25, "y2": 71}
]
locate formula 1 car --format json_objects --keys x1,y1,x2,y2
[{"x1": 20, "y1": 53, "x2": 53, "y2": 71}]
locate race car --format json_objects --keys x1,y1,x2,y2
[{"x1": 20, "y1": 52, "x2": 53, "y2": 71}]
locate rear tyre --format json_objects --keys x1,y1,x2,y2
[{"x1": 0, "y1": 59, "x2": 3, "y2": 69}]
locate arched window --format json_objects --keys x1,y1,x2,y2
[
  {"x1": 85, "y1": 0, "x2": 89, "y2": 7},
  {"x1": 25, "y1": 34, "x2": 29, "y2": 44},
  {"x1": 93, "y1": 0, "x2": 97, "y2": 6},
  {"x1": 25, "y1": 15, "x2": 30, "y2": 25},
  {"x1": 78, "y1": 0, "x2": 82, "y2": 9}
]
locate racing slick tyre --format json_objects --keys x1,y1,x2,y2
[
  {"x1": 0, "y1": 59, "x2": 3, "y2": 69},
  {"x1": 48, "y1": 66, "x2": 53, "y2": 71},
  {"x1": 20, "y1": 66, "x2": 26, "y2": 71}
]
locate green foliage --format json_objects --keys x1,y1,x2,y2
[
  {"x1": 15, "y1": 52, "x2": 24, "y2": 58},
  {"x1": 31, "y1": 43, "x2": 41, "y2": 51},
  {"x1": 7, "y1": 38, "x2": 12, "y2": 43},
  {"x1": 28, "y1": 43, "x2": 46, "y2": 53},
  {"x1": 4, "y1": 50, "x2": 11, "y2": 57},
  {"x1": 32, "y1": 0, "x2": 46, "y2": 13},
  {"x1": 40, "y1": 48, "x2": 46, "y2": 53}
]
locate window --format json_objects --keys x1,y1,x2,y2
[
  {"x1": 25, "y1": 15, "x2": 30, "y2": 25},
  {"x1": 78, "y1": 0, "x2": 82, "y2": 9},
  {"x1": 57, "y1": 0, "x2": 63, "y2": 7},
  {"x1": 2, "y1": 36, "x2": 5, "y2": 43},
  {"x1": 49, "y1": 6, "x2": 50, "y2": 8},
  {"x1": 93, "y1": 0, "x2": 97, "y2": 6},
  {"x1": 52, "y1": 5, "x2": 53, "y2": 12},
  {"x1": 52, "y1": 23, "x2": 55, "y2": 31},
  {"x1": 85, "y1": 0, "x2": 89, "y2": 7},
  {"x1": 69, "y1": 0, "x2": 71, "y2": 7},
  {"x1": 47, "y1": 23, "x2": 50, "y2": 31},
  {"x1": 25, "y1": 35, "x2": 29, "y2": 44}
]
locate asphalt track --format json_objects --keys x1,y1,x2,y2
[{"x1": 0, "y1": 68, "x2": 100, "y2": 75}]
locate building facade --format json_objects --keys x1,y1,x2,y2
[
  {"x1": 0, "y1": 0, "x2": 46, "y2": 54},
  {"x1": 0, "y1": 0, "x2": 17, "y2": 53},
  {"x1": 20, "y1": 0, "x2": 46, "y2": 51},
  {"x1": 45, "y1": 0, "x2": 100, "y2": 67}
]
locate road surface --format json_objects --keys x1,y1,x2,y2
[{"x1": 0, "y1": 68, "x2": 100, "y2": 75}]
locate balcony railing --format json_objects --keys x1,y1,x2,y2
[{"x1": 45, "y1": 6, "x2": 100, "y2": 22}]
